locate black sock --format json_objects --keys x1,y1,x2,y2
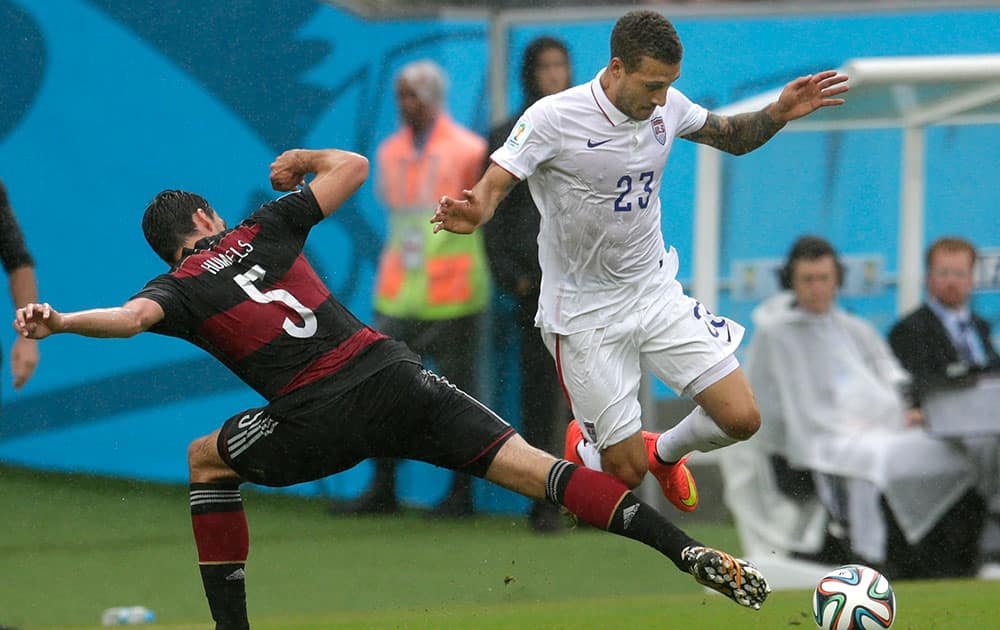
[
  {"x1": 546, "y1": 461, "x2": 700, "y2": 571},
  {"x1": 199, "y1": 564, "x2": 250, "y2": 630}
]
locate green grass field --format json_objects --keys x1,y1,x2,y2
[{"x1": 1, "y1": 465, "x2": 995, "y2": 629}]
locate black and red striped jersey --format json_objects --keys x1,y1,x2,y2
[{"x1": 133, "y1": 185, "x2": 416, "y2": 401}]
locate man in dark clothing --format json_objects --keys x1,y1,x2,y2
[
  {"x1": 15, "y1": 148, "x2": 769, "y2": 628},
  {"x1": 889, "y1": 236, "x2": 1000, "y2": 404},
  {"x1": 889, "y1": 236, "x2": 1000, "y2": 567},
  {"x1": 0, "y1": 179, "x2": 39, "y2": 395},
  {"x1": 484, "y1": 36, "x2": 572, "y2": 532}
]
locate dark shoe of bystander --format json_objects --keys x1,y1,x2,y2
[
  {"x1": 426, "y1": 488, "x2": 475, "y2": 519},
  {"x1": 327, "y1": 489, "x2": 400, "y2": 515},
  {"x1": 528, "y1": 500, "x2": 565, "y2": 533}
]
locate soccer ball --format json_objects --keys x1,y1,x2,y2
[{"x1": 813, "y1": 564, "x2": 895, "y2": 630}]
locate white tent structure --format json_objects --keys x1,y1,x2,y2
[{"x1": 693, "y1": 54, "x2": 1000, "y2": 315}]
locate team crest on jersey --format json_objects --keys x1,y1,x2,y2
[
  {"x1": 505, "y1": 118, "x2": 533, "y2": 153},
  {"x1": 650, "y1": 116, "x2": 666, "y2": 145}
]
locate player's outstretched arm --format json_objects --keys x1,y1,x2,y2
[
  {"x1": 8, "y1": 266, "x2": 39, "y2": 389},
  {"x1": 13, "y1": 298, "x2": 164, "y2": 340},
  {"x1": 683, "y1": 70, "x2": 849, "y2": 155},
  {"x1": 269, "y1": 148, "x2": 369, "y2": 218},
  {"x1": 431, "y1": 164, "x2": 517, "y2": 235}
]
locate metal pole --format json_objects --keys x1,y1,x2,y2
[
  {"x1": 488, "y1": 11, "x2": 509, "y2": 126},
  {"x1": 693, "y1": 146, "x2": 723, "y2": 308},
  {"x1": 897, "y1": 125, "x2": 926, "y2": 315}
]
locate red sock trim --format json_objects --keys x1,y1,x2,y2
[
  {"x1": 562, "y1": 466, "x2": 630, "y2": 530},
  {"x1": 192, "y1": 511, "x2": 249, "y2": 563}
]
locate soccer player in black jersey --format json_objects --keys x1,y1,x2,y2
[{"x1": 14, "y1": 148, "x2": 768, "y2": 628}]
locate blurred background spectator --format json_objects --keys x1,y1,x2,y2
[
  {"x1": 328, "y1": 60, "x2": 489, "y2": 518},
  {"x1": 724, "y1": 235, "x2": 984, "y2": 578},
  {"x1": 484, "y1": 36, "x2": 573, "y2": 533},
  {"x1": 890, "y1": 236, "x2": 1000, "y2": 567},
  {"x1": 890, "y1": 237, "x2": 1000, "y2": 401},
  {"x1": 0, "y1": 178, "x2": 39, "y2": 398}
]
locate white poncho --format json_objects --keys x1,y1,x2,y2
[{"x1": 724, "y1": 292, "x2": 975, "y2": 563}]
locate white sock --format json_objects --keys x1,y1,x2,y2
[
  {"x1": 655, "y1": 406, "x2": 737, "y2": 463},
  {"x1": 577, "y1": 440, "x2": 604, "y2": 471}
]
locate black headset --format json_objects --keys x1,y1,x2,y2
[{"x1": 778, "y1": 235, "x2": 846, "y2": 290}]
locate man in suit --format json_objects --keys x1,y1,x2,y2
[
  {"x1": 889, "y1": 236, "x2": 1000, "y2": 568},
  {"x1": 889, "y1": 236, "x2": 1000, "y2": 405}
]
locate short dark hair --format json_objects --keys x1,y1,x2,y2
[
  {"x1": 926, "y1": 236, "x2": 977, "y2": 269},
  {"x1": 142, "y1": 189, "x2": 215, "y2": 265},
  {"x1": 780, "y1": 235, "x2": 845, "y2": 289},
  {"x1": 610, "y1": 10, "x2": 683, "y2": 72}
]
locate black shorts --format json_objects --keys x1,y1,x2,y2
[{"x1": 217, "y1": 361, "x2": 516, "y2": 487}]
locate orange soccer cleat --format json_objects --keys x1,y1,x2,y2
[
  {"x1": 564, "y1": 420, "x2": 585, "y2": 466},
  {"x1": 643, "y1": 431, "x2": 699, "y2": 512}
]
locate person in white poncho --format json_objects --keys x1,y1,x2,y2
[{"x1": 724, "y1": 235, "x2": 984, "y2": 578}]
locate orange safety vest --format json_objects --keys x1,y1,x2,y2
[{"x1": 374, "y1": 114, "x2": 489, "y2": 319}]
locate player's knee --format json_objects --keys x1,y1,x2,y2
[
  {"x1": 603, "y1": 458, "x2": 648, "y2": 489},
  {"x1": 187, "y1": 437, "x2": 210, "y2": 473},
  {"x1": 187, "y1": 435, "x2": 229, "y2": 483},
  {"x1": 721, "y1": 402, "x2": 761, "y2": 441}
]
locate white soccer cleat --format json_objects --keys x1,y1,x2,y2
[{"x1": 681, "y1": 545, "x2": 771, "y2": 610}]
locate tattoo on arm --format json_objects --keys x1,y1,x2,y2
[{"x1": 682, "y1": 110, "x2": 786, "y2": 155}]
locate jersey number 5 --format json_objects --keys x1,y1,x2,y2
[{"x1": 234, "y1": 265, "x2": 317, "y2": 338}]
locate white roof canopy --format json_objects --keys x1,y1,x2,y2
[{"x1": 693, "y1": 54, "x2": 1000, "y2": 314}]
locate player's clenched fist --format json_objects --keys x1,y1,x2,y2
[
  {"x1": 13, "y1": 302, "x2": 61, "y2": 340},
  {"x1": 269, "y1": 150, "x2": 308, "y2": 192}
]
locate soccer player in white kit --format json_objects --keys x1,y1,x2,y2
[{"x1": 432, "y1": 10, "x2": 848, "y2": 512}]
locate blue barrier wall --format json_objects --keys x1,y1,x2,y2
[{"x1": 1, "y1": 0, "x2": 997, "y2": 513}]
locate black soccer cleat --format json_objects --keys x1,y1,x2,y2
[{"x1": 681, "y1": 545, "x2": 770, "y2": 610}]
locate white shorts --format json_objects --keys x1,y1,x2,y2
[{"x1": 541, "y1": 276, "x2": 744, "y2": 450}]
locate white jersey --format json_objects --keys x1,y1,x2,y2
[{"x1": 491, "y1": 69, "x2": 708, "y2": 334}]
